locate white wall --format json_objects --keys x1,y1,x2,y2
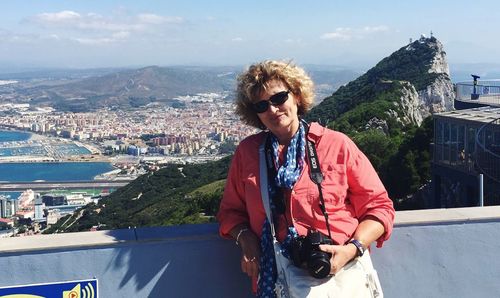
[{"x1": 1, "y1": 206, "x2": 500, "y2": 298}]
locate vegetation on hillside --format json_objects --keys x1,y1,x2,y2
[
  {"x1": 45, "y1": 157, "x2": 231, "y2": 233},
  {"x1": 351, "y1": 117, "x2": 433, "y2": 209}
]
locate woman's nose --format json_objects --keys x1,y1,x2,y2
[{"x1": 267, "y1": 104, "x2": 279, "y2": 114}]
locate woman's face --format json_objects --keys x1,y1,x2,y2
[{"x1": 255, "y1": 80, "x2": 300, "y2": 142}]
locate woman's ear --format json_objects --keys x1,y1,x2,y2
[{"x1": 294, "y1": 94, "x2": 303, "y2": 108}]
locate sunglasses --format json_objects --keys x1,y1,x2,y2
[{"x1": 252, "y1": 90, "x2": 290, "y2": 113}]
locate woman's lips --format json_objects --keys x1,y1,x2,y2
[{"x1": 272, "y1": 114, "x2": 284, "y2": 121}]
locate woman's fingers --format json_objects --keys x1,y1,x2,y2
[
  {"x1": 241, "y1": 255, "x2": 259, "y2": 277},
  {"x1": 238, "y1": 230, "x2": 261, "y2": 278},
  {"x1": 319, "y1": 244, "x2": 357, "y2": 274}
]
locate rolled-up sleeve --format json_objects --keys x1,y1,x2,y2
[
  {"x1": 217, "y1": 146, "x2": 249, "y2": 238},
  {"x1": 345, "y1": 137, "x2": 395, "y2": 247}
]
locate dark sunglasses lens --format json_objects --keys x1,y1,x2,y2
[
  {"x1": 269, "y1": 91, "x2": 289, "y2": 105},
  {"x1": 252, "y1": 91, "x2": 289, "y2": 113},
  {"x1": 253, "y1": 100, "x2": 270, "y2": 113}
]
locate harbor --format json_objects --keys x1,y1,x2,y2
[{"x1": 0, "y1": 130, "x2": 108, "y2": 163}]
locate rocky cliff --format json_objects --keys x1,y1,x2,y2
[{"x1": 306, "y1": 36, "x2": 455, "y2": 130}]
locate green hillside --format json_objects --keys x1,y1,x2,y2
[{"x1": 45, "y1": 157, "x2": 231, "y2": 233}]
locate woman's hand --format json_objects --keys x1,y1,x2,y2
[
  {"x1": 318, "y1": 244, "x2": 358, "y2": 274},
  {"x1": 238, "y1": 230, "x2": 261, "y2": 278}
]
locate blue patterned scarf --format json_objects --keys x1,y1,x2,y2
[{"x1": 258, "y1": 122, "x2": 305, "y2": 298}]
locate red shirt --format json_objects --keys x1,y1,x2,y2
[{"x1": 217, "y1": 123, "x2": 395, "y2": 248}]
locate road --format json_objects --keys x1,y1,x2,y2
[{"x1": 0, "y1": 180, "x2": 130, "y2": 191}]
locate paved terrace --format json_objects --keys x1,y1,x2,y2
[
  {"x1": 1, "y1": 206, "x2": 500, "y2": 297},
  {"x1": 455, "y1": 81, "x2": 500, "y2": 108}
]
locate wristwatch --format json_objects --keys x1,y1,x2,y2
[{"x1": 349, "y1": 239, "x2": 366, "y2": 257}]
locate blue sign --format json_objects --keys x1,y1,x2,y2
[{"x1": 0, "y1": 279, "x2": 98, "y2": 298}]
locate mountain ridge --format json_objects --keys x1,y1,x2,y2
[{"x1": 1, "y1": 65, "x2": 359, "y2": 112}]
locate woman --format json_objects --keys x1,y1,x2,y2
[{"x1": 217, "y1": 60, "x2": 395, "y2": 296}]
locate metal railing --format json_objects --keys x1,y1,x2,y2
[
  {"x1": 456, "y1": 81, "x2": 500, "y2": 106},
  {"x1": 475, "y1": 117, "x2": 500, "y2": 183}
]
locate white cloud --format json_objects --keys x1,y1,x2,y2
[
  {"x1": 73, "y1": 31, "x2": 130, "y2": 45},
  {"x1": 112, "y1": 31, "x2": 130, "y2": 39},
  {"x1": 73, "y1": 37, "x2": 114, "y2": 45},
  {"x1": 24, "y1": 10, "x2": 185, "y2": 45},
  {"x1": 232, "y1": 37, "x2": 243, "y2": 42},
  {"x1": 320, "y1": 27, "x2": 352, "y2": 40},
  {"x1": 46, "y1": 34, "x2": 60, "y2": 40},
  {"x1": 35, "y1": 10, "x2": 82, "y2": 23},
  {"x1": 363, "y1": 25, "x2": 389, "y2": 33},
  {"x1": 29, "y1": 10, "x2": 182, "y2": 32},
  {"x1": 137, "y1": 14, "x2": 183, "y2": 25},
  {"x1": 283, "y1": 38, "x2": 304, "y2": 44},
  {"x1": 321, "y1": 25, "x2": 389, "y2": 41}
]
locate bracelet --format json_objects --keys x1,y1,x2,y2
[{"x1": 235, "y1": 228, "x2": 249, "y2": 245}]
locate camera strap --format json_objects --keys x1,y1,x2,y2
[
  {"x1": 302, "y1": 121, "x2": 333, "y2": 240},
  {"x1": 264, "y1": 120, "x2": 333, "y2": 240}
]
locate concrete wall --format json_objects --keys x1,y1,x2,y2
[{"x1": 1, "y1": 206, "x2": 500, "y2": 298}]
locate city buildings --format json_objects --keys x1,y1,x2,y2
[{"x1": 0, "y1": 92, "x2": 255, "y2": 160}]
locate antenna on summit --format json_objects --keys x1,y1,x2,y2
[{"x1": 430, "y1": 30, "x2": 433, "y2": 37}]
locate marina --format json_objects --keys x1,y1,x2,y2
[{"x1": 0, "y1": 130, "x2": 101, "y2": 162}]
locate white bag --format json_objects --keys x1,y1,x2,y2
[{"x1": 273, "y1": 239, "x2": 383, "y2": 298}]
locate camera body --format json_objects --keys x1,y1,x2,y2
[{"x1": 291, "y1": 230, "x2": 333, "y2": 279}]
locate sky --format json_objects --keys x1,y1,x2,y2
[{"x1": 1, "y1": 0, "x2": 500, "y2": 70}]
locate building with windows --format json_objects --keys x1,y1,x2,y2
[
  {"x1": 432, "y1": 80, "x2": 500, "y2": 208},
  {"x1": 41, "y1": 194, "x2": 66, "y2": 207},
  {"x1": 0, "y1": 195, "x2": 18, "y2": 218}
]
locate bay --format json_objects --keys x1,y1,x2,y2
[
  {"x1": 0, "y1": 130, "x2": 31, "y2": 142},
  {"x1": 0, "y1": 162, "x2": 114, "y2": 182}
]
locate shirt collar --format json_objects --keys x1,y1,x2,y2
[{"x1": 306, "y1": 122, "x2": 324, "y2": 142}]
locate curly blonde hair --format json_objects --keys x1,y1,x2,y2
[{"x1": 235, "y1": 60, "x2": 315, "y2": 129}]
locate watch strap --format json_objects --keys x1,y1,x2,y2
[{"x1": 349, "y1": 239, "x2": 366, "y2": 257}]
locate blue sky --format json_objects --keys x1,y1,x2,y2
[{"x1": 1, "y1": 0, "x2": 499, "y2": 69}]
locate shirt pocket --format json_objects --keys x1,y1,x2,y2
[{"x1": 308, "y1": 164, "x2": 348, "y2": 212}]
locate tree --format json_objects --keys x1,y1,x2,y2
[{"x1": 352, "y1": 129, "x2": 399, "y2": 172}]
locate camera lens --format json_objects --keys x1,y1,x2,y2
[{"x1": 307, "y1": 251, "x2": 331, "y2": 279}]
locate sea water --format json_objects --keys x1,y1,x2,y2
[{"x1": 0, "y1": 130, "x2": 114, "y2": 199}]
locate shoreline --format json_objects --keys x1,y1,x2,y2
[
  {"x1": 0, "y1": 155, "x2": 112, "y2": 163},
  {"x1": 28, "y1": 132, "x2": 47, "y2": 141}
]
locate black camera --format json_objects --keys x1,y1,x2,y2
[{"x1": 291, "y1": 230, "x2": 333, "y2": 279}]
